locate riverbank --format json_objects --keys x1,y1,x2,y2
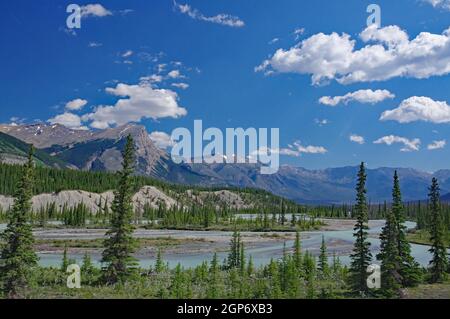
[{"x1": 406, "y1": 229, "x2": 450, "y2": 248}]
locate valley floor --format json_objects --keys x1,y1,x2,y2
[
  {"x1": 2, "y1": 218, "x2": 449, "y2": 299},
  {"x1": 29, "y1": 219, "x2": 436, "y2": 270}
]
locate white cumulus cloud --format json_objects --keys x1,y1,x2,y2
[
  {"x1": 253, "y1": 141, "x2": 327, "y2": 158},
  {"x1": 256, "y1": 24, "x2": 450, "y2": 85},
  {"x1": 121, "y1": 50, "x2": 133, "y2": 58},
  {"x1": 174, "y1": 1, "x2": 245, "y2": 28},
  {"x1": 428, "y1": 140, "x2": 446, "y2": 150},
  {"x1": 48, "y1": 112, "x2": 88, "y2": 130},
  {"x1": 140, "y1": 74, "x2": 163, "y2": 84},
  {"x1": 374, "y1": 135, "x2": 421, "y2": 152},
  {"x1": 82, "y1": 83, "x2": 187, "y2": 129},
  {"x1": 168, "y1": 70, "x2": 184, "y2": 79},
  {"x1": 319, "y1": 89, "x2": 394, "y2": 106},
  {"x1": 269, "y1": 38, "x2": 280, "y2": 45},
  {"x1": 171, "y1": 83, "x2": 190, "y2": 90},
  {"x1": 350, "y1": 134, "x2": 365, "y2": 144},
  {"x1": 149, "y1": 131, "x2": 175, "y2": 149},
  {"x1": 380, "y1": 96, "x2": 450, "y2": 124},
  {"x1": 81, "y1": 4, "x2": 112, "y2": 18},
  {"x1": 294, "y1": 28, "x2": 305, "y2": 40},
  {"x1": 88, "y1": 42, "x2": 102, "y2": 48},
  {"x1": 65, "y1": 98, "x2": 88, "y2": 111},
  {"x1": 289, "y1": 141, "x2": 328, "y2": 155}
]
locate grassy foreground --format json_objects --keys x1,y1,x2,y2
[
  {"x1": 8, "y1": 267, "x2": 450, "y2": 299},
  {"x1": 404, "y1": 279, "x2": 450, "y2": 299}
]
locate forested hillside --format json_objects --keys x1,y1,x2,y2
[
  {"x1": 0, "y1": 132, "x2": 69, "y2": 168},
  {"x1": 0, "y1": 162, "x2": 299, "y2": 210}
]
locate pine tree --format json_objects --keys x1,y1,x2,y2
[
  {"x1": 267, "y1": 259, "x2": 281, "y2": 298},
  {"x1": 280, "y1": 200, "x2": 286, "y2": 225},
  {"x1": 271, "y1": 212, "x2": 276, "y2": 227},
  {"x1": 332, "y1": 252, "x2": 342, "y2": 278},
  {"x1": 101, "y1": 135, "x2": 138, "y2": 284},
  {"x1": 377, "y1": 200, "x2": 401, "y2": 297},
  {"x1": 303, "y1": 251, "x2": 316, "y2": 277},
  {"x1": 392, "y1": 172, "x2": 422, "y2": 287},
  {"x1": 227, "y1": 268, "x2": 241, "y2": 298},
  {"x1": 306, "y1": 271, "x2": 316, "y2": 299},
  {"x1": 170, "y1": 263, "x2": 185, "y2": 298},
  {"x1": 284, "y1": 256, "x2": 299, "y2": 298},
  {"x1": 61, "y1": 245, "x2": 69, "y2": 272},
  {"x1": 247, "y1": 255, "x2": 254, "y2": 277},
  {"x1": 263, "y1": 210, "x2": 269, "y2": 229},
  {"x1": 81, "y1": 253, "x2": 94, "y2": 274},
  {"x1": 154, "y1": 248, "x2": 166, "y2": 273},
  {"x1": 349, "y1": 162, "x2": 372, "y2": 295},
  {"x1": 293, "y1": 231, "x2": 303, "y2": 270},
  {"x1": 280, "y1": 242, "x2": 288, "y2": 291},
  {"x1": 227, "y1": 231, "x2": 241, "y2": 269},
  {"x1": 428, "y1": 178, "x2": 448, "y2": 283},
  {"x1": 0, "y1": 145, "x2": 38, "y2": 298},
  {"x1": 290, "y1": 213, "x2": 297, "y2": 227},
  {"x1": 239, "y1": 242, "x2": 246, "y2": 275},
  {"x1": 81, "y1": 253, "x2": 96, "y2": 285},
  {"x1": 103, "y1": 200, "x2": 110, "y2": 225},
  {"x1": 318, "y1": 235, "x2": 329, "y2": 276},
  {"x1": 207, "y1": 253, "x2": 221, "y2": 298}
]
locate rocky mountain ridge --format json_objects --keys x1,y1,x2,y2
[{"x1": 1, "y1": 123, "x2": 449, "y2": 204}]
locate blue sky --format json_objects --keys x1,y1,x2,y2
[{"x1": 1, "y1": 0, "x2": 450, "y2": 172}]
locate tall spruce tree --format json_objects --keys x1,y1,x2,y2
[
  {"x1": 61, "y1": 245, "x2": 69, "y2": 272},
  {"x1": 377, "y1": 189, "x2": 402, "y2": 297},
  {"x1": 207, "y1": 253, "x2": 221, "y2": 298},
  {"x1": 227, "y1": 231, "x2": 241, "y2": 269},
  {"x1": 318, "y1": 235, "x2": 329, "y2": 276},
  {"x1": 239, "y1": 242, "x2": 246, "y2": 275},
  {"x1": 0, "y1": 145, "x2": 38, "y2": 298},
  {"x1": 154, "y1": 248, "x2": 166, "y2": 273},
  {"x1": 247, "y1": 255, "x2": 254, "y2": 277},
  {"x1": 428, "y1": 178, "x2": 448, "y2": 283},
  {"x1": 332, "y1": 252, "x2": 342, "y2": 278},
  {"x1": 349, "y1": 162, "x2": 372, "y2": 294},
  {"x1": 392, "y1": 172, "x2": 422, "y2": 287},
  {"x1": 101, "y1": 135, "x2": 138, "y2": 284},
  {"x1": 293, "y1": 231, "x2": 302, "y2": 270}
]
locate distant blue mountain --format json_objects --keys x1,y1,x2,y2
[
  {"x1": 186, "y1": 164, "x2": 450, "y2": 204},
  {"x1": 1, "y1": 123, "x2": 449, "y2": 204}
]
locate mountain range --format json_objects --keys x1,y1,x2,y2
[{"x1": 1, "y1": 123, "x2": 449, "y2": 204}]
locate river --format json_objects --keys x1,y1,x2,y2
[{"x1": 0, "y1": 219, "x2": 438, "y2": 269}]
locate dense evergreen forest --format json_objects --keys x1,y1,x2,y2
[
  {"x1": 0, "y1": 132, "x2": 68, "y2": 168},
  {"x1": 0, "y1": 162, "x2": 295, "y2": 205},
  {"x1": 310, "y1": 201, "x2": 450, "y2": 230},
  {"x1": 0, "y1": 162, "x2": 193, "y2": 195},
  {"x1": 0, "y1": 200, "x2": 322, "y2": 231}
]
